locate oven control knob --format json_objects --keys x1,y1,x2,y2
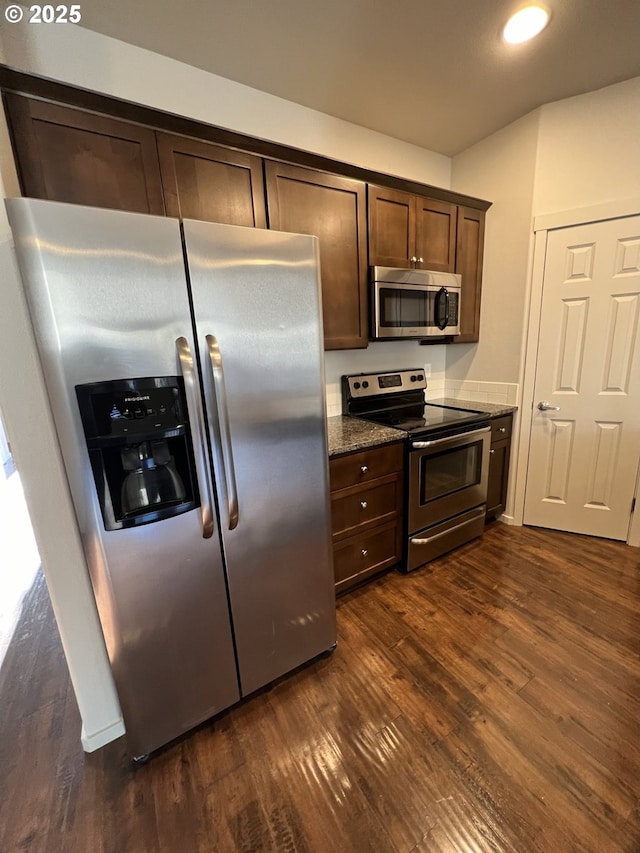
[
  {"x1": 410, "y1": 374, "x2": 417, "y2": 381},
  {"x1": 354, "y1": 381, "x2": 361, "y2": 389},
  {"x1": 418, "y1": 374, "x2": 424, "y2": 381},
  {"x1": 362, "y1": 381, "x2": 369, "y2": 388}
]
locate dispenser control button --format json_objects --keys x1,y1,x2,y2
[{"x1": 133, "y1": 407, "x2": 145, "y2": 419}]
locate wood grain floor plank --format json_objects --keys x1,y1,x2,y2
[{"x1": 1, "y1": 524, "x2": 639, "y2": 852}]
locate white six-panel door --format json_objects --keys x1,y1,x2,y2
[{"x1": 524, "y1": 215, "x2": 640, "y2": 540}]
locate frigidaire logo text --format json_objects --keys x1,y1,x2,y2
[{"x1": 124, "y1": 395, "x2": 150, "y2": 402}]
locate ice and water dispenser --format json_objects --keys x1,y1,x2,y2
[{"x1": 76, "y1": 377, "x2": 199, "y2": 530}]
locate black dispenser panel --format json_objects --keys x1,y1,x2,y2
[{"x1": 76, "y1": 377, "x2": 199, "y2": 531}]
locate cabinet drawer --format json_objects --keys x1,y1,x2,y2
[
  {"x1": 330, "y1": 441, "x2": 403, "y2": 491},
  {"x1": 491, "y1": 415, "x2": 512, "y2": 442},
  {"x1": 333, "y1": 521, "x2": 400, "y2": 591},
  {"x1": 331, "y1": 475, "x2": 400, "y2": 539}
]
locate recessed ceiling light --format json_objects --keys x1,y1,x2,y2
[{"x1": 503, "y1": 6, "x2": 550, "y2": 44}]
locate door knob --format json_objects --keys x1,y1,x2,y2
[{"x1": 537, "y1": 400, "x2": 561, "y2": 411}]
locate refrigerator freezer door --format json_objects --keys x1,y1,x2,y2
[
  {"x1": 6, "y1": 198, "x2": 240, "y2": 756},
  {"x1": 183, "y1": 220, "x2": 336, "y2": 696}
]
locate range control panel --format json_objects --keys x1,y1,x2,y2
[{"x1": 343, "y1": 369, "x2": 427, "y2": 400}]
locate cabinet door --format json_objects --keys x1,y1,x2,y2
[
  {"x1": 455, "y1": 206, "x2": 485, "y2": 342},
  {"x1": 414, "y1": 197, "x2": 457, "y2": 272},
  {"x1": 368, "y1": 186, "x2": 414, "y2": 267},
  {"x1": 486, "y1": 438, "x2": 511, "y2": 518},
  {"x1": 266, "y1": 162, "x2": 368, "y2": 349},
  {"x1": 5, "y1": 94, "x2": 165, "y2": 214},
  {"x1": 157, "y1": 133, "x2": 266, "y2": 227}
]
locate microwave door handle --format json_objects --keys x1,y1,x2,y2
[
  {"x1": 175, "y1": 336, "x2": 214, "y2": 539},
  {"x1": 435, "y1": 287, "x2": 449, "y2": 331},
  {"x1": 206, "y1": 334, "x2": 239, "y2": 531}
]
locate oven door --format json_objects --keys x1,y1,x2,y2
[
  {"x1": 408, "y1": 426, "x2": 490, "y2": 533},
  {"x1": 371, "y1": 281, "x2": 460, "y2": 339}
]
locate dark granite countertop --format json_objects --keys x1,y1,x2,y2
[
  {"x1": 327, "y1": 416, "x2": 405, "y2": 457},
  {"x1": 427, "y1": 397, "x2": 518, "y2": 418}
]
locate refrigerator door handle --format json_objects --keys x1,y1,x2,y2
[
  {"x1": 206, "y1": 334, "x2": 239, "y2": 530},
  {"x1": 175, "y1": 336, "x2": 215, "y2": 539}
]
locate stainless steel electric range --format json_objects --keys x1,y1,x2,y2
[{"x1": 342, "y1": 369, "x2": 491, "y2": 572}]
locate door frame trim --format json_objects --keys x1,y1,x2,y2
[{"x1": 512, "y1": 197, "x2": 640, "y2": 546}]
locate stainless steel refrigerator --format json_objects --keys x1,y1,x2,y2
[{"x1": 6, "y1": 198, "x2": 336, "y2": 759}]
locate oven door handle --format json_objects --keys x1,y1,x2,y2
[
  {"x1": 410, "y1": 506, "x2": 486, "y2": 545},
  {"x1": 411, "y1": 425, "x2": 490, "y2": 450}
]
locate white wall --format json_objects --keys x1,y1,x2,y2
[
  {"x1": 449, "y1": 110, "x2": 540, "y2": 384},
  {"x1": 0, "y1": 21, "x2": 451, "y2": 187},
  {"x1": 0, "y1": 24, "x2": 452, "y2": 748},
  {"x1": 449, "y1": 77, "x2": 640, "y2": 386},
  {"x1": 534, "y1": 77, "x2": 640, "y2": 216}
]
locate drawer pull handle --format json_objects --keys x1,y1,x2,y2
[
  {"x1": 361, "y1": 549, "x2": 368, "y2": 557},
  {"x1": 360, "y1": 465, "x2": 368, "y2": 473},
  {"x1": 360, "y1": 500, "x2": 368, "y2": 509},
  {"x1": 498, "y1": 427, "x2": 506, "y2": 433}
]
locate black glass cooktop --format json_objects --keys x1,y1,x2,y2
[{"x1": 358, "y1": 403, "x2": 490, "y2": 437}]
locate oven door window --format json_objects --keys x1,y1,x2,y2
[
  {"x1": 420, "y1": 441, "x2": 483, "y2": 504},
  {"x1": 379, "y1": 287, "x2": 434, "y2": 328}
]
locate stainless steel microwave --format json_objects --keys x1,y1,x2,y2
[{"x1": 370, "y1": 266, "x2": 461, "y2": 340}]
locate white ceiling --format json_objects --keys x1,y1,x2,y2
[{"x1": 73, "y1": 0, "x2": 640, "y2": 156}]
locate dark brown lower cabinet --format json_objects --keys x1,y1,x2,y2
[
  {"x1": 329, "y1": 442, "x2": 404, "y2": 593},
  {"x1": 486, "y1": 414, "x2": 513, "y2": 519}
]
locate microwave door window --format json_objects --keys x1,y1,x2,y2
[{"x1": 380, "y1": 288, "x2": 430, "y2": 328}]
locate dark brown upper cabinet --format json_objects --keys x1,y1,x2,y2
[
  {"x1": 4, "y1": 94, "x2": 165, "y2": 215},
  {"x1": 414, "y1": 196, "x2": 457, "y2": 272},
  {"x1": 265, "y1": 162, "x2": 368, "y2": 350},
  {"x1": 157, "y1": 133, "x2": 266, "y2": 227},
  {"x1": 368, "y1": 186, "x2": 456, "y2": 271},
  {"x1": 456, "y1": 206, "x2": 485, "y2": 343}
]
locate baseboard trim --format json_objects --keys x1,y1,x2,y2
[{"x1": 81, "y1": 717, "x2": 125, "y2": 753}]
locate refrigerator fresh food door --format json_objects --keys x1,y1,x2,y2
[
  {"x1": 182, "y1": 219, "x2": 336, "y2": 696},
  {"x1": 6, "y1": 199, "x2": 240, "y2": 757}
]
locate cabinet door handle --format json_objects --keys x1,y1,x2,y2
[
  {"x1": 417, "y1": 257, "x2": 424, "y2": 263},
  {"x1": 360, "y1": 465, "x2": 368, "y2": 473},
  {"x1": 410, "y1": 256, "x2": 417, "y2": 263},
  {"x1": 490, "y1": 449, "x2": 495, "y2": 455},
  {"x1": 360, "y1": 500, "x2": 368, "y2": 509},
  {"x1": 361, "y1": 549, "x2": 368, "y2": 557}
]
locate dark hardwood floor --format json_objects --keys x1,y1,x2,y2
[{"x1": 1, "y1": 522, "x2": 639, "y2": 852}]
